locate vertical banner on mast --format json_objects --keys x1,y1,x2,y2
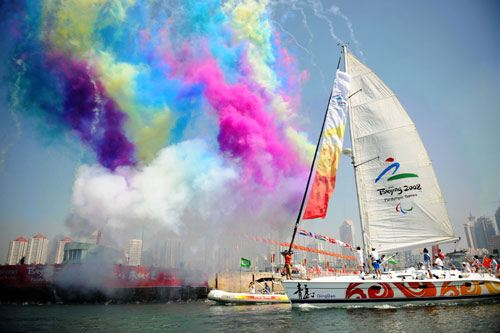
[{"x1": 303, "y1": 70, "x2": 351, "y2": 219}]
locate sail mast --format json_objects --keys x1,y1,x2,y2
[{"x1": 344, "y1": 45, "x2": 368, "y2": 253}]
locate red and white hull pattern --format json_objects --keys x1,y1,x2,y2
[{"x1": 282, "y1": 271, "x2": 500, "y2": 306}]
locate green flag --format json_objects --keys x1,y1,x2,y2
[
  {"x1": 240, "y1": 257, "x2": 251, "y2": 268},
  {"x1": 388, "y1": 259, "x2": 397, "y2": 265}
]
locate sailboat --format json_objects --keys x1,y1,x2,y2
[{"x1": 281, "y1": 46, "x2": 500, "y2": 306}]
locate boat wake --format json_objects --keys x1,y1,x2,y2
[
  {"x1": 291, "y1": 297, "x2": 500, "y2": 310},
  {"x1": 296, "y1": 303, "x2": 321, "y2": 310}
]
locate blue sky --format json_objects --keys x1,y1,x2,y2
[{"x1": 1, "y1": 0, "x2": 499, "y2": 260}]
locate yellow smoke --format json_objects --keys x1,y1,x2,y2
[
  {"x1": 95, "y1": 52, "x2": 175, "y2": 164},
  {"x1": 225, "y1": 0, "x2": 314, "y2": 163}
]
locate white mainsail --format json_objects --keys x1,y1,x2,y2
[{"x1": 345, "y1": 50, "x2": 457, "y2": 253}]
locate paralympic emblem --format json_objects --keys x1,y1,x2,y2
[
  {"x1": 396, "y1": 203, "x2": 413, "y2": 214},
  {"x1": 374, "y1": 157, "x2": 419, "y2": 183}
]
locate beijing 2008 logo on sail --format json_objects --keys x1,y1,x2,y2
[
  {"x1": 332, "y1": 90, "x2": 347, "y2": 106},
  {"x1": 375, "y1": 157, "x2": 421, "y2": 214}
]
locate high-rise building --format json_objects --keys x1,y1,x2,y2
[
  {"x1": 6, "y1": 237, "x2": 28, "y2": 265},
  {"x1": 463, "y1": 213, "x2": 497, "y2": 250},
  {"x1": 126, "y1": 239, "x2": 142, "y2": 266},
  {"x1": 339, "y1": 219, "x2": 355, "y2": 255},
  {"x1": 495, "y1": 203, "x2": 500, "y2": 235},
  {"x1": 474, "y1": 217, "x2": 496, "y2": 249},
  {"x1": 464, "y1": 222, "x2": 476, "y2": 249},
  {"x1": 55, "y1": 237, "x2": 72, "y2": 264},
  {"x1": 488, "y1": 235, "x2": 500, "y2": 256},
  {"x1": 157, "y1": 238, "x2": 184, "y2": 268},
  {"x1": 26, "y1": 234, "x2": 49, "y2": 264},
  {"x1": 464, "y1": 213, "x2": 476, "y2": 249},
  {"x1": 86, "y1": 230, "x2": 102, "y2": 245}
]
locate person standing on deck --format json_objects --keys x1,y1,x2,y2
[
  {"x1": 355, "y1": 246, "x2": 364, "y2": 275},
  {"x1": 370, "y1": 248, "x2": 382, "y2": 279},
  {"x1": 464, "y1": 255, "x2": 481, "y2": 272},
  {"x1": 283, "y1": 250, "x2": 293, "y2": 280},
  {"x1": 370, "y1": 248, "x2": 380, "y2": 262},
  {"x1": 419, "y1": 248, "x2": 433, "y2": 279},
  {"x1": 249, "y1": 281, "x2": 256, "y2": 294}
]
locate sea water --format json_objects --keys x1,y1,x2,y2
[{"x1": 1, "y1": 300, "x2": 499, "y2": 332}]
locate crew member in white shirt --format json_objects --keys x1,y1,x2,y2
[
  {"x1": 434, "y1": 254, "x2": 444, "y2": 269},
  {"x1": 355, "y1": 246, "x2": 364, "y2": 275},
  {"x1": 491, "y1": 257, "x2": 498, "y2": 272},
  {"x1": 370, "y1": 248, "x2": 380, "y2": 262},
  {"x1": 370, "y1": 248, "x2": 382, "y2": 279}
]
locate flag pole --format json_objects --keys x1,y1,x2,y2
[{"x1": 287, "y1": 49, "x2": 344, "y2": 254}]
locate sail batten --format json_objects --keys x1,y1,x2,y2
[
  {"x1": 345, "y1": 51, "x2": 456, "y2": 253},
  {"x1": 354, "y1": 124, "x2": 417, "y2": 141}
]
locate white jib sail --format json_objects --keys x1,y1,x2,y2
[{"x1": 345, "y1": 51, "x2": 456, "y2": 253}]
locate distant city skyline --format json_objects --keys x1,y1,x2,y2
[{"x1": 5, "y1": 203, "x2": 500, "y2": 265}]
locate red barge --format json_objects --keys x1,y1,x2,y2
[{"x1": 0, "y1": 264, "x2": 208, "y2": 303}]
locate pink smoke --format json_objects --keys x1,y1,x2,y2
[
  {"x1": 182, "y1": 55, "x2": 304, "y2": 186},
  {"x1": 274, "y1": 34, "x2": 309, "y2": 114}
]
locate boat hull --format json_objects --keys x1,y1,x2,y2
[
  {"x1": 208, "y1": 289, "x2": 289, "y2": 304},
  {"x1": 282, "y1": 272, "x2": 500, "y2": 307},
  {"x1": 0, "y1": 264, "x2": 208, "y2": 303}
]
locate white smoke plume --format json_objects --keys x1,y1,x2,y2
[
  {"x1": 68, "y1": 139, "x2": 236, "y2": 234},
  {"x1": 65, "y1": 139, "x2": 303, "y2": 272}
]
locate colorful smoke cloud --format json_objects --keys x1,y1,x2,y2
[{"x1": 0, "y1": 0, "x2": 314, "y2": 241}]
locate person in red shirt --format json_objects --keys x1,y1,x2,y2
[
  {"x1": 437, "y1": 248, "x2": 445, "y2": 265},
  {"x1": 283, "y1": 250, "x2": 293, "y2": 280}
]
